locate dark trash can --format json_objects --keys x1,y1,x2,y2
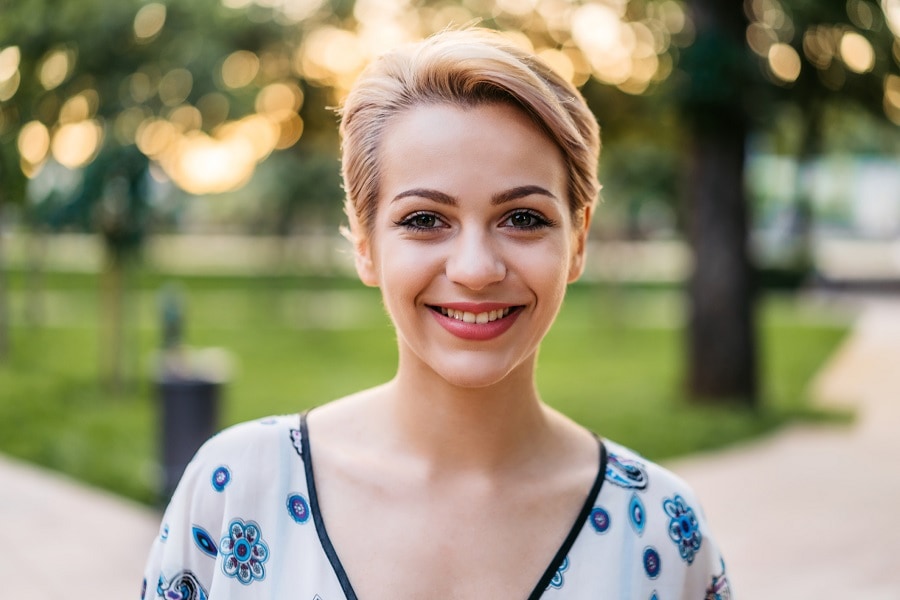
[{"x1": 157, "y1": 374, "x2": 221, "y2": 504}]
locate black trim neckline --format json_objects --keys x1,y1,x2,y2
[
  {"x1": 300, "y1": 411, "x2": 608, "y2": 600},
  {"x1": 526, "y1": 436, "x2": 608, "y2": 599},
  {"x1": 300, "y1": 411, "x2": 359, "y2": 600}
]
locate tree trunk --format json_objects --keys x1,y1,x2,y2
[
  {"x1": 686, "y1": 129, "x2": 757, "y2": 403},
  {"x1": 683, "y1": 0, "x2": 758, "y2": 404}
]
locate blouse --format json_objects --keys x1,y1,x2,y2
[{"x1": 142, "y1": 413, "x2": 732, "y2": 599}]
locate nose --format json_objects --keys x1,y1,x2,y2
[{"x1": 445, "y1": 227, "x2": 507, "y2": 290}]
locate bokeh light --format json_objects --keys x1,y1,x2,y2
[
  {"x1": 883, "y1": 0, "x2": 900, "y2": 37},
  {"x1": 7, "y1": 0, "x2": 900, "y2": 194},
  {"x1": 0, "y1": 46, "x2": 20, "y2": 82},
  {"x1": 0, "y1": 69, "x2": 20, "y2": 102},
  {"x1": 884, "y1": 73, "x2": 900, "y2": 123},
  {"x1": 134, "y1": 3, "x2": 167, "y2": 42},
  {"x1": 159, "y1": 68, "x2": 193, "y2": 106},
  {"x1": 221, "y1": 50, "x2": 260, "y2": 89},
  {"x1": 17, "y1": 121, "x2": 51, "y2": 166},
  {"x1": 768, "y1": 42, "x2": 802, "y2": 83},
  {"x1": 840, "y1": 31, "x2": 875, "y2": 73},
  {"x1": 51, "y1": 119, "x2": 103, "y2": 169},
  {"x1": 59, "y1": 90, "x2": 99, "y2": 124},
  {"x1": 39, "y1": 47, "x2": 75, "y2": 90}
]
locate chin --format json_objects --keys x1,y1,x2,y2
[{"x1": 427, "y1": 353, "x2": 529, "y2": 391}]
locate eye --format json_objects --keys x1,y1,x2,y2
[
  {"x1": 395, "y1": 211, "x2": 446, "y2": 231},
  {"x1": 501, "y1": 209, "x2": 553, "y2": 230}
]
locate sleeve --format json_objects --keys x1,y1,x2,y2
[
  {"x1": 141, "y1": 437, "x2": 229, "y2": 600},
  {"x1": 662, "y1": 478, "x2": 734, "y2": 599}
]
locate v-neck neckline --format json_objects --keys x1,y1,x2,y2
[{"x1": 298, "y1": 411, "x2": 608, "y2": 600}]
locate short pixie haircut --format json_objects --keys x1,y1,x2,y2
[{"x1": 338, "y1": 27, "x2": 601, "y2": 239}]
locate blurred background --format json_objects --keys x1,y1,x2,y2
[{"x1": 1, "y1": 0, "x2": 898, "y2": 533}]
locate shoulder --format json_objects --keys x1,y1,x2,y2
[
  {"x1": 168, "y1": 414, "x2": 305, "y2": 506},
  {"x1": 192, "y1": 414, "x2": 303, "y2": 466},
  {"x1": 581, "y1": 438, "x2": 732, "y2": 595},
  {"x1": 602, "y1": 439, "x2": 698, "y2": 501}
]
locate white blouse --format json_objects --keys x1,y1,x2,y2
[{"x1": 142, "y1": 414, "x2": 732, "y2": 599}]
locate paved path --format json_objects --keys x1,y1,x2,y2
[
  {"x1": 670, "y1": 298, "x2": 900, "y2": 599},
  {"x1": 3, "y1": 297, "x2": 899, "y2": 599},
  {"x1": 0, "y1": 453, "x2": 160, "y2": 598}
]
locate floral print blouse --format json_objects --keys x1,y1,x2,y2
[{"x1": 142, "y1": 414, "x2": 732, "y2": 599}]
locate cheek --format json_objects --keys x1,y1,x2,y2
[{"x1": 509, "y1": 239, "x2": 572, "y2": 298}]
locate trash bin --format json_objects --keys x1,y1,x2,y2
[
  {"x1": 157, "y1": 373, "x2": 221, "y2": 503},
  {"x1": 154, "y1": 284, "x2": 230, "y2": 504}
]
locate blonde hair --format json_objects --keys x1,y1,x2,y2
[{"x1": 339, "y1": 28, "x2": 601, "y2": 239}]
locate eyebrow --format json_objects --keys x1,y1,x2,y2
[{"x1": 391, "y1": 185, "x2": 558, "y2": 206}]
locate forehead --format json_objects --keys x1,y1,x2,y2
[{"x1": 377, "y1": 102, "x2": 566, "y2": 200}]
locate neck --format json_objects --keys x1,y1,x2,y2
[{"x1": 381, "y1": 353, "x2": 552, "y2": 475}]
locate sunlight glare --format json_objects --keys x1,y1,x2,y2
[
  {"x1": 221, "y1": 50, "x2": 260, "y2": 89},
  {"x1": 0, "y1": 46, "x2": 20, "y2": 82},
  {"x1": 17, "y1": 121, "x2": 51, "y2": 165},
  {"x1": 882, "y1": 0, "x2": 900, "y2": 37},
  {"x1": 159, "y1": 68, "x2": 193, "y2": 106},
  {"x1": 767, "y1": 42, "x2": 801, "y2": 83},
  {"x1": 0, "y1": 70, "x2": 19, "y2": 101},
  {"x1": 840, "y1": 31, "x2": 875, "y2": 73},
  {"x1": 59, "y1": 90, "x2": 99, "y2": 124},
  {"x1": 134, "y1": 3, "x2": 167, "y2": 41},
  {"x1": 51, "y1": 120, "x2": 103, "y2": 169},
  {"x1": 39, "y1": 47, "x2": 75, "y2": 90}
]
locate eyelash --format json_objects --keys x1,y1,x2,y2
[
  {"x1": 394, "y1": 211, "x2": 445, "y2": 232},
  {"x1": 394, "y1": 209, "x2": 555, "y2": 233},
  {"x1": 501, "y1": 209, "x2": 555, "y2": 231}
]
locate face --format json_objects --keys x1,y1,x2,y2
[{"x1": 354, "y1": 102, "x2": 590, "y2": 389}]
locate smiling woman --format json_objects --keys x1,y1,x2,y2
[{"x1": 143, "y1": 28, "x2": 732, "y2": 600}]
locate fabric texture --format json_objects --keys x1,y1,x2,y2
[{"x1": 142, "y1": 414, "x2": 732, "y2": 600}]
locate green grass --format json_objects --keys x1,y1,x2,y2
[{"x1": 0, "y1": 270, "x2": 850, "y2": 504}]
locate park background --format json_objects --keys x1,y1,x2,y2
[{"x1": 1, "y1": 0, "x2": 900, "y2": 596}]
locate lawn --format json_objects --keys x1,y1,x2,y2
[{"x1": 0, "y1": 270, "x2": 850, "y2": 505}]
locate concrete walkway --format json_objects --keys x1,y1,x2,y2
[
  {"x1": 670, "y1": 297, "x2": 900, "y2": 599},
  {"x1": 3, "y1": 296, "x2": 899, "y2": 599},
  {"x1": 0, "y1": 453, "x2": 160, "y2": 598}
]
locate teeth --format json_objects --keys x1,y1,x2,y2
[{"x1": 439, "y1": 307, "x2": 512, "y2": 323}]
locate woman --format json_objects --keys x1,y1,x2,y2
[{"x1": 143, "y1": 28, "x2": 731, "y2": 600}]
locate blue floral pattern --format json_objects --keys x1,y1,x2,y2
[
  {"x1": 287, "y1": 493, "x2": 311, "y2": 523},
  {"x1": 156, "y1": 570, "x2": 208, "y2": 600},
  {"x1": 192, "y1": 525, "x2": 218, "y2": 558},
  {"x1": 642, "y1": 546, "x2": 661, "y2": 579},
  {"x1": 606, "y1": 453, "x2": 648, "y2": 489},
  {"x1": 704, "y1": 559, "x2": 733, "y2": 600},
  {"x1": 211, "y1": 466, "x2": 231, "y2": 492},
  {"x1": 590, "y1": 507, "x2": 611, "y2": 534},
  {"x1": 290, "y1": 428, "x2": 303, "y2": 457},
  {"x1": 629, "y1": 493, "x2": 646, "y2": 536},
  {"x1": 220, "y1": 519, "x2": 269, "y2": 585},
  {"x1": 663, "y1": 495, "x2": 702, "y2": 564},
  {"x1": 546, "y1": 555, "x2": 569, "y2": 590}
]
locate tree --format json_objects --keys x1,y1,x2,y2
[
  {"x1": 678, "y1": 0, "x2": 900, "y2": 404},
  {"x1": 679, "y1": 1, "x2": 759, "y2": 404},
  {"x1": 0, "y1": 0, "x2": 308, "y2": 379}
]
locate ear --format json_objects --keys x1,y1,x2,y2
[
  {"x1": 567, "y1": 205, "x2": 592, "y2": 283},
  {"x1": 354, "y1": 234, "x2": 379, "y2": 287}
]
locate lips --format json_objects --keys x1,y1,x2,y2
[{"x1": 427, "y1": 303, "x2": 523, "y2": 341}]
